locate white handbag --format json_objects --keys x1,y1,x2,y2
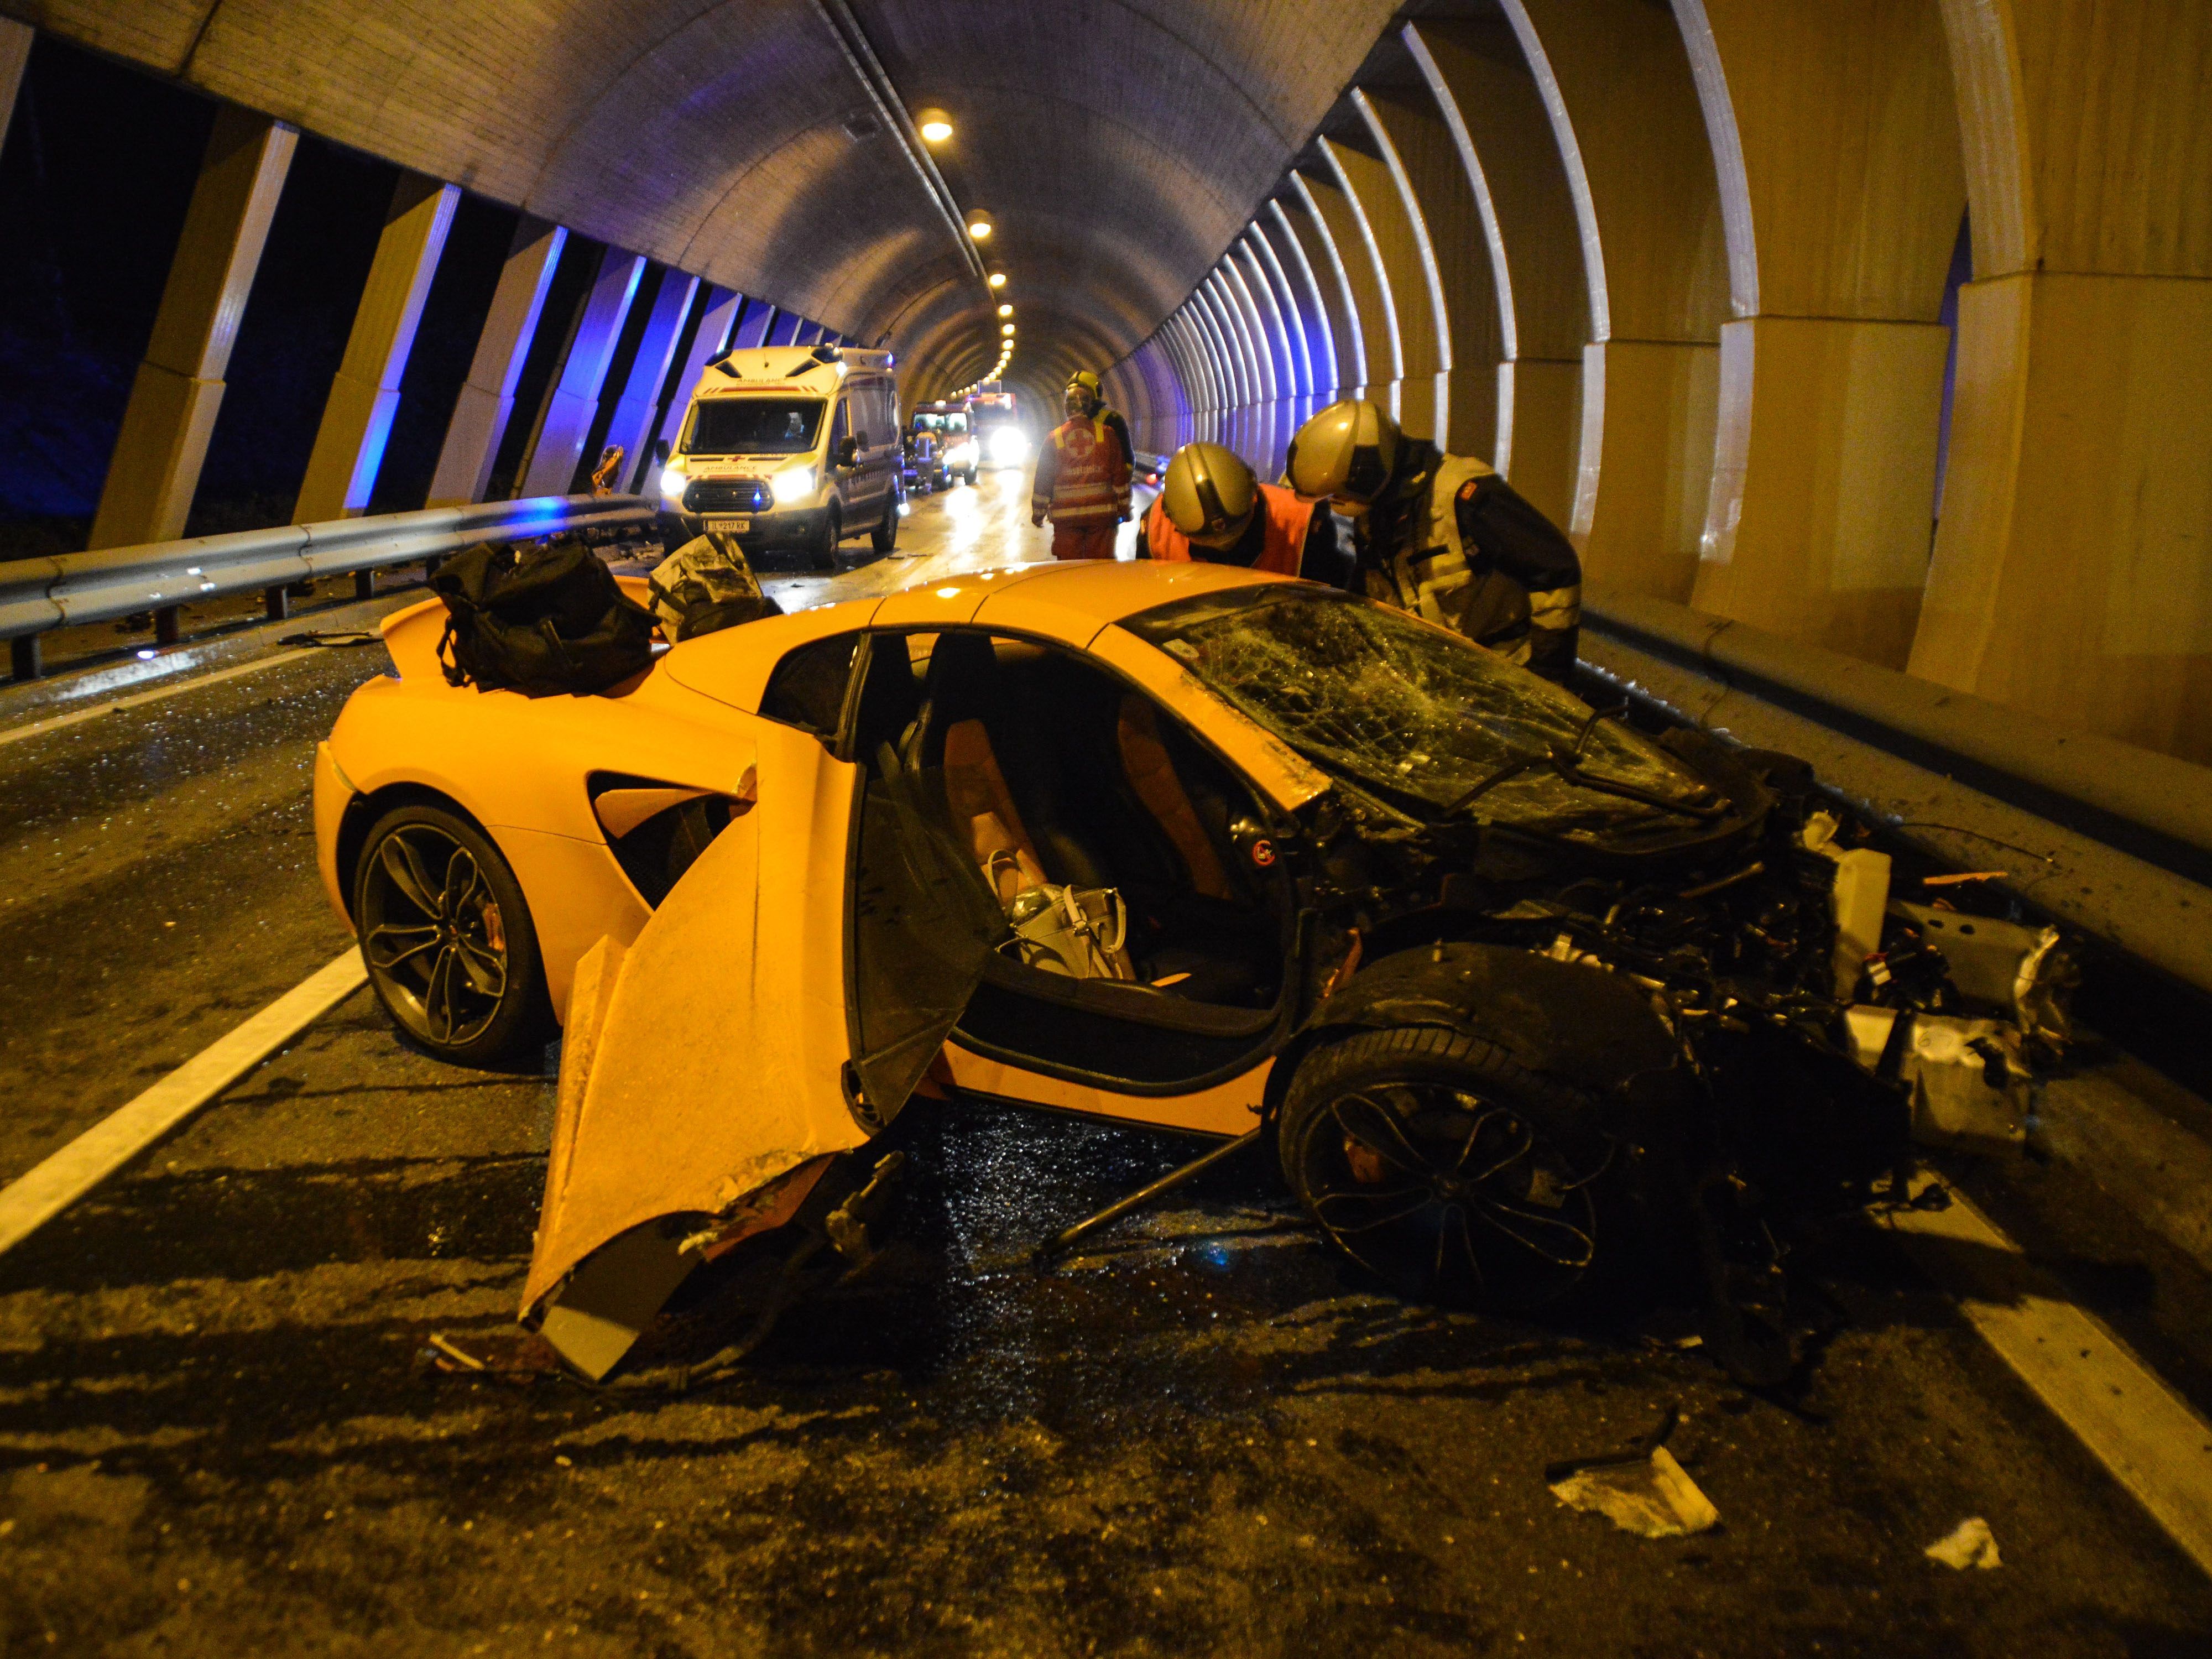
[{"x1": 983, "y1": 852, "x2": 1135, "y2": 981}]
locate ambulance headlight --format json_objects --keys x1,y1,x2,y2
[
  {"x1": 658, "y1": 464, "x2": 687, "y2": 503},
  {"x1": 988, "y1": 429, "x2": 1029, "y2": 467},
  {"x1": 771, "y1": 465, "x2": 817, "y2": 505}
]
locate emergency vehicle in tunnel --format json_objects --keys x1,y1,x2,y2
[
  {"x1": 907, "y1": 401, "x2": 978, "y2": 489},
  {"x1": 656, "y1": 345, "x2": 902, "y2": 568},
  {"x1": 966, "y1": 388, "x2": 1029, "y2": 472}
]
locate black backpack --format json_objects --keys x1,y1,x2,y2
[{"x1": 431, "y1": 539, "x2": 656, "y2": 696}]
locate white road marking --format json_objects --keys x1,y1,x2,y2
[
  {"x1": 0, "y1": 948, "x2": 367, "y2": 1255},
  {"x1": 1883, "y1": 1171, "x2": 2212, "y2": 1576},
  {"x1": 0, "y1": 646, "x2": 325, "y2": 750}
]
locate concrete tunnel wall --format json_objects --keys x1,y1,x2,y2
[{"x1": 1, "y1": 1, "x2": 2208, "y2": 769}]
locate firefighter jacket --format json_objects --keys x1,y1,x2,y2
[
  {"x1": 1139, "y1": 483, "x2": 1323, "y2": 578},
  {"x1": 1031, "y1": 415, "x2": 1132, "y2": 526},
  {"x1": 1355, "y1": 448, "x2": 1583, "y2": 682}
]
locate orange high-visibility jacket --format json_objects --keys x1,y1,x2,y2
[
  {"x1": 1031, "y1": 415, "x2": 1131, "y2": 525},
  {"x1": 1141, "y1": 482, "x2": 1316, "y2": 575}
]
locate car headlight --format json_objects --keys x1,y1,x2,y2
[
  {"x1": 771, "y1": 465, "x2": 816, "y2": 505},
  {"x1": 988, "y1": 429, "x2": 1029, "y2": 466},
  {"x1": 658, "y1": 464, "x2": 687, "y2": 503}
]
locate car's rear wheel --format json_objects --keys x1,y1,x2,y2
[
  {"x1": 1279, "y1": 1026, "x2": 1612, "y2": 1313},
  {"x1": 354, "y1": 802, "x2": 549, "y2": 1066},
  {"x1": 871, "y1": 497, "x2": 898, "y2": 553},
  {"x1": 809, "y1": 507, "x2": 841, "y2": 570}
]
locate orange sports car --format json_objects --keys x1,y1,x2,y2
[{"x1": 316, "y1": 559, "x2": 1916, "y2": 1381}]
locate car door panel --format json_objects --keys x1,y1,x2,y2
[{"x1": 520, "y1": 718, "x2": 865, "y2": 1320}]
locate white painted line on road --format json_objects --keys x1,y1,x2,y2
[
  {"x1": 0, "y1": 646, "x2": 325, "y2": 751},
  {"x1": 0, "y1": 948, "x2": 367, "y2": 1256},
  {"x1": 1883, "y1": 1172, "x2": 2212, "y2": 1577}
]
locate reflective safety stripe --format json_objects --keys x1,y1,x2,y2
[{"x1": 1529, "y1": 583, "x2": 1582, "y2": 627}]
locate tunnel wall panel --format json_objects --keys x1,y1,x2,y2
[{"x1": 1910, "y1": 0, "x2": 2212, "y2": 764}]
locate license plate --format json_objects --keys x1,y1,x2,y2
[{"x1": 705, "y1": 515, "x2": 752, "y2": 534}]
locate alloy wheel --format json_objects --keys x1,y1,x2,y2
[
  {"x1": 1305, "y1": 1081, "x2": 1601, "y2": 1310},
  {"x1": 361, "y1": 823, "x2": 512, "y2": 1047}
]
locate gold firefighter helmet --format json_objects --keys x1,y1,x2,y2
[
  {"x1": 1161, "y1": 443, "x2": 1258, "y2": 547},
  {"x1": 1286, "y1": 399, "x2": 1400, "y2": 509},
  {"x1": 1066, "y1": 370, "x2": 1103, "y2": 413}
]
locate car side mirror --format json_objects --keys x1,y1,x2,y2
[
  {"x1": 653, "y1": 437, "x2": 670, "y2": 463},
  {"x1": 836, "y1": 436, "x2": 859, "y2": 467}
]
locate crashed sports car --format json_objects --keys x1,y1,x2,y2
[{"x1": 315, "y1": 559, "x2": 2070, "y2": 1383}]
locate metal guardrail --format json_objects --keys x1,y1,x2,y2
[
  {"x1": 3, "y1": 493, "x2": 658, "y2": 681},
  {"x1": 1581, "y1": 582, "x2": 2212, "y2": 874}
]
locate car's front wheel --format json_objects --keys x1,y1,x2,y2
[
  {"x1": 1279, "y1": 1026, "x2": 1612, "y2": 1313},
  {"x1": 353, "y1": 802, "x2": 549, "y2": 1065},
  {"x1": 871, "y1": 497, "x2": 899, "y2": 553}
]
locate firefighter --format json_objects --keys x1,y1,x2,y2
[
  {"x1": 1030, "y1": 379, "x2": 1133, "y2": 560},
  {"x1": 1066, "y1": 370, "x2": 1134, "y2": 480},
  {"x1": 1137, "y1": 441, "x2": 1345, "y2": 583},
  {"x1": 1285, "y1": 399, "x2": 1582, "y2": 683}
]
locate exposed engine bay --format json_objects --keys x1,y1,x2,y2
[{"x1": 1284, "y1": 710, "x2": 2077, "y2": 1380}]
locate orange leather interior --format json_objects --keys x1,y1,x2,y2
[
  {"x1": 1117, "y1": 695, "x2": 1233, "y2": 900},
  {"x1": 942, "y1": 717, "x2": 1046, "y2": 898}
]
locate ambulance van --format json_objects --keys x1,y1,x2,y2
[{"x1": 654, "y1": 345, "x2": 902, "y2": 567}]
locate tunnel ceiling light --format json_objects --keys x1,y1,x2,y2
[
  {"x1": 1001, "y1": 322, "x2": 1015, "y2": 335},
  {"x1": 987, "y1": 270, "x2": 1007, "y2": 289},
  {"x1": 966, "y1": 208, "x2": 994, "y2": 241},
  {"x1": 914, "y1": 106, "x2": 954, "y2": 144},
  {"x1": 997, "y1": 303, "x2": 1013, "y2": 318}
]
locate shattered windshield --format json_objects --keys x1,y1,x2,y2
[{"x1": 1124, "y1": 587, "x2": 1717, "y2": 837}]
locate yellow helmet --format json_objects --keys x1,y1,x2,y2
[
  {"x1": 1066, "y1": 370, "x2": 1103, "y2": 413},
  {"x1": 1286, "y1": 399, "x2": 1400, "y2": 508},
  {"x1": 1161, "y1": 442, "x2": 1257, "y2": 545}
]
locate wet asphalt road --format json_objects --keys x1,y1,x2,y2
[{"x1": 1, "y1": 472, "x2": 2209, "y2": 1655}]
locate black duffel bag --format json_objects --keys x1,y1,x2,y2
[{"x1": 431, "y1": 539, "x2": 656, "y2": 696}]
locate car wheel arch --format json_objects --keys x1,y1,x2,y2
[{"x1": 1272, "y1": 941, "x2": 1684, "y2": 1110}]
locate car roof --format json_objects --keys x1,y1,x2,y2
[{"x1": 661, "y1": 558, "x2": 1301, "y2": 712}]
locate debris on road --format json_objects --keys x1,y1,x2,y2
[
  {"x1": 1925, "y1": 1516, "x2": 2002, "y2": 1569},
  {"x1": 415, "y1": 1331, "x2": 565, "y2": 1382},
  {"x1": 278, "y1": 630, "x2": 383, "y2": 648},
  {"x1": 1545, "y1": 1407, "x2": 1720, "y2": 1539}
]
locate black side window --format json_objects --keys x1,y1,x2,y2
[{"x1": 760, "y1": 632, "x2": 860, "y2": 740}]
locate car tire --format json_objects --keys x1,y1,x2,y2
[
  {"x1": 1279, "y1": 1025, "x2": 1615, "y2": 1313},
  {"x1": 870, "y1": 497, "x2": 898, "y2": 553},
  {"x1": 353, "y1": 802, "x2": 550, "y2": 1066},
  {"x1": 809, "y1": 508, "x2": 841, "y2": 570}
]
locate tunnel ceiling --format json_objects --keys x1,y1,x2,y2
[{"x1": 8, "y1": 0, "x2": 1400, "y2": 397}]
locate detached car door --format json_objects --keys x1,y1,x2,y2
[{"x1": 519, "y1": 640, "x2": 1003, "y2": 1322}]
